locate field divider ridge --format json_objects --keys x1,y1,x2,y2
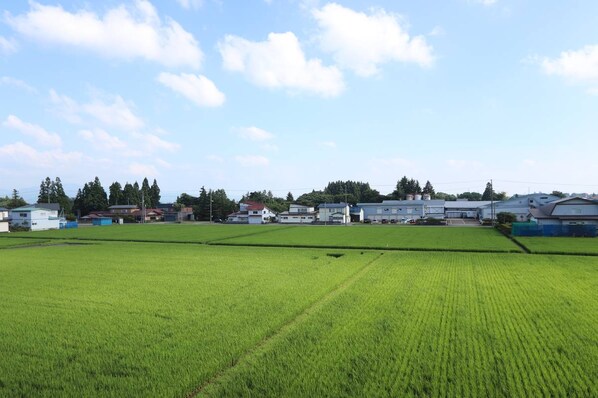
[
  {"x1": 202, "y1": 225, "x2": 298, "y2": 244},
  {"x1": 184, "y1": 252, "x2": 386, "y2": 398}
]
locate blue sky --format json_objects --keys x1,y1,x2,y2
[{"x1": 1, "y1": 0, "x2": 597, "y2": 202}]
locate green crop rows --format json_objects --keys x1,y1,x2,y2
[
  {"x1": 0, "y1": 226, "x2": 596, "y2": 397},
  {"x1": 516, "y1": 236, "x2": 598, "y2": 255}
]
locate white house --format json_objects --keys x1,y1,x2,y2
[
  {"x1": 227, "y1": 201, "x2": 276, "y2": 224},
  {"x1": 9, "y1": 206, "x2": 60, "y2": 231},
  {"x1": 318, "y1": 203, "x2": 350, "y2": 224},
  {"x1": 0, "y1": 207, "x2": 8, "y2": 233},
  {"x1": 279, "y1": 204, "x2": 317, "y2": 224},
  {"x1": 529, "y1": 197, "x2": 598, "y2": 226}
]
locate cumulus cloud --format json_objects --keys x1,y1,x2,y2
[
  {"x1": 157, "y1": 72, "x2": 225, "y2": 107},
  {"x1": 132, "y1": 132, "x2": 181, "y2": 153},
  {"x1": 78, "y1": 129, "x2": 127, "y2": 150},
  {"x1": 6, "y1": 1, "x2": 202, "y2": 68},
  {"x1": 128, "y1": 162, "x2": 158, "y2": 176},
  {"x1": 219, "y1": 32, "x2": 344, "y2": 97},
  {"x1": 312, "y1": 3, "x2": 434, "y2": 76},
  {"x1": 235, "y1": 155, "x2": 270, "y2": 167},
  {"x1": 470, "y1": 0, "x2": 497, "y2": 6},
  {"x1": 176, "y1": 0, "x2": 203, "y2": 9},
  {"x1": 538, "y1": 45, "x2": 598, "y2": 93},
  {"x1": 0, "y1": 141, "x2": 83, "y2": 168},
  {"x1": 2, "y1": 115, "x2": 62, "y2": 147},
  {"x1": 0, "y1": 76, "x2": 36, "y2": 93},
  {"x1": 319, "y1": 141, "x2": 336, "y2": 148},
  {"x1": 237, "y1": 126, "x2": 275, "y2": 141},
  {"x1": 0, "y1": 36, "x2": 17, "y2": 55},
  {"x1": 50, "y1": 90, "x2": 144, "y2": 131}
]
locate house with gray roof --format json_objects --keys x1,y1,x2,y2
[
  {"x1": 9, "y1": 206, "x2": 60, "y2": 231},
  {"x1": 529, "y1": 197, "x2": 598, "y2": 226},
  {"x1": 478, "y1": 193, "x2": 560, "y2": 222}
]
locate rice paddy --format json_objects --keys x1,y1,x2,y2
[{"x1": 0, "y1": 224, "x2": 596, "y2": 397}]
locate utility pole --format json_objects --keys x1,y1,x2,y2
[
  {"x1": 490, "y1": 179, "x2": 494, "y2": 227},
  {"x1": 344, "y1": 185, "x2": 348, "y2": 226},
  {"x1": 209, "y1": 189, "x2": 213, "y2": 224},
  {"x1": 142, "y1": 191, "x2": 145, "y2": 224}
]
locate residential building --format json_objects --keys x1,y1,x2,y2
[
  {"x1": 279, "y1": 204, "x2": 317, "y2": 224},
  {"x1": 227, "y1": 201, "x2": 276, "y2": 224},
  {"x1": 9, "y1": 206, "x2": 60, "y2": 231},
  {"x1": 0, "y1": 208, "x2": 8, "y2": 233},
  {"x1": 478, "y1": 193, "x2": 560, "y2": 222},
  {"x1": 318, "y1": 203, "x2": 350, "y2": 224},
  {"x1": 530, "y1": 197, "x2": 598, "y2": 226}
]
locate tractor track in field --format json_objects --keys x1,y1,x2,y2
[{"x1": 184, "y1": 252, "x2": 386, "y2": 398}]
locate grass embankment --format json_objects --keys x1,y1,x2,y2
[
  {"x1": 203, "y1": 252, "x2": 598, "y2": 397},
  {"x1": 0, "y1": 243, "x2": 371, "y2": 397},
  {"x1": 516, "y1": 236, "x2": 598, "y2": 255}
]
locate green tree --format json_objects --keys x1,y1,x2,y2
[
  {"x1": 482, "y1": 182, "x2": 494, "y2": 201},
  {"x1": 38, "y1": 177, "x2": 52, "y2": 204},
  {"x1": 53, "y1": 177, "x2": 71, "y2": 213},
  {"x1": 6, "y1": 189, "x2": 27, "y2": 209},
  {"x1": 458, "y1": 192, "x2": 482, "y2": 201},
  {"x1": 150, "y1": 179, "x2": 161, "y2": 206},
  {"x1": 435, "y1": 192, "x2": 457, "y2": 201},
  {"x1": 551, "y1": 190, "x2": 566, "y2": 199},
  {"x1": 422, "y1": 181, "x2": 435, "y2": 198},
  {"x1": 497, "y1": 212, "x2": 517, "y2": 224},
  {"x1": 109, "y1": 182, "x2": 123, "y2": 206},
  {"x1": 286, "y1": 192, "x2": 294, "y2": 202},
  {"x1": 141, "y1": 178, "x2": 152, "y2": 208}
]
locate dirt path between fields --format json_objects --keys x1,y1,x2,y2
[{"x1": 184, "y1": 252, "x2": 385, "y2": 398}]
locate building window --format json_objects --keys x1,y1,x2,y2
[{"x1": 20, "y1": 213, "x2": 27, "y2": 217}]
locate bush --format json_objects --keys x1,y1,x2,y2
[{"x1": 497, "y1": 212, "x2": 517, "y2": 224}]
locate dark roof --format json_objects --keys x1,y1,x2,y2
[
  {"x1": 33, "y1": 203, "x2": 61, "y2": 211},
  {"x1": 318, "y1": 203, "x2": 348, "y2": 209},
  {"x1": 109, "y1": 205, "x2": 139, "y2": 209}
]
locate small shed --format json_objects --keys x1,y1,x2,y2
[{"x1": 92, "y1": 217, "x2": 112, "y2": 226}]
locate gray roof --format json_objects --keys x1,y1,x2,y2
[
  {"x1": 109, "y1": 205, "x2": 139, "y2": 209},
  {"x1": 358, "y1": 200, "x2": 445, "y2": 206},
  {"x1": 33, "y1": 203, "x2": 61, "y2": 211},
  {"x1": 444, "y1": 201, "x2": 491, "y2": 209},
  {"x1": 318, "y1": 203, "x2": 348, "y2": 209}
]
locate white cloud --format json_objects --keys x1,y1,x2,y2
[
  {"x1": 237, "y1": 126, "x2": 275, "y2": 141},
  {"x1": 132, "y1": 132, "x2": 181, "y2": 153},
  {"x1": 319, "y1": 141, "x2": 336, "y2": 148},
  {"x1": 447, "y1": 159, "x2": 483, "y2": 170},
  {"x1": 0, "y1": 76, "x2": 36, "y2": 93},
  {"x1": 2, "y1": 115, "x2": 62, "y2": 147},
  {"x1": 235, "y1": 155, "x2": 270, "y2": 167},
  {"x1": 206, "y1": 154, "x2": 224, "y2": 163},
  {"x1": 0, "y1": 36, "x2": 17, "y2": 55},
  {"x1": 176, "y1": 0, "x2": 203, "y2": 9},
  {"x1": 78, "y1": 129, "x2": 127, "y2": 150},
  {"x1": 50, "y1": 90, "x2": 144, "y2": 131},
  {"x1": 0, "y1": 141, "x2": 83, "y2": 168},
  {"x1": 539, "y1": 45, "x2": 598, "y2": 93},
  {"x1": 429, "y1": 26, "x2": 445, "y2": 37},
  {"x1": 312, "y1": 3, "x2": 434, "y2": 76},
  {"x1": 157, "y1": 72, "x2": 225, "y2": 107},
  {"x1": 6, "y1": 1, "x2": 202, "y2": 68},
  {"x1": 219, "y1": 32, "x2": 344, "y2": 97},
  {"x1": 470, "y1": 0, "x2": 497, "y2": 6},
  {"x1": 128, "y1": 162, "x2": 158, "y2": 176}
]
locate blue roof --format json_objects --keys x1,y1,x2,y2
[{"x1": 318, "y1": 203, "x2": 347, "y2": 209}]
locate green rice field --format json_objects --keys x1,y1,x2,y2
[
  {"x1": 10, "y1": 223, "x2": 522, "y2": 252},
  {"x1": 516, "y1": 236, "x2": 598, "y2": 255},
  {"x1": 0, "y1": 225, "x2": 596, "y2": 397}
]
